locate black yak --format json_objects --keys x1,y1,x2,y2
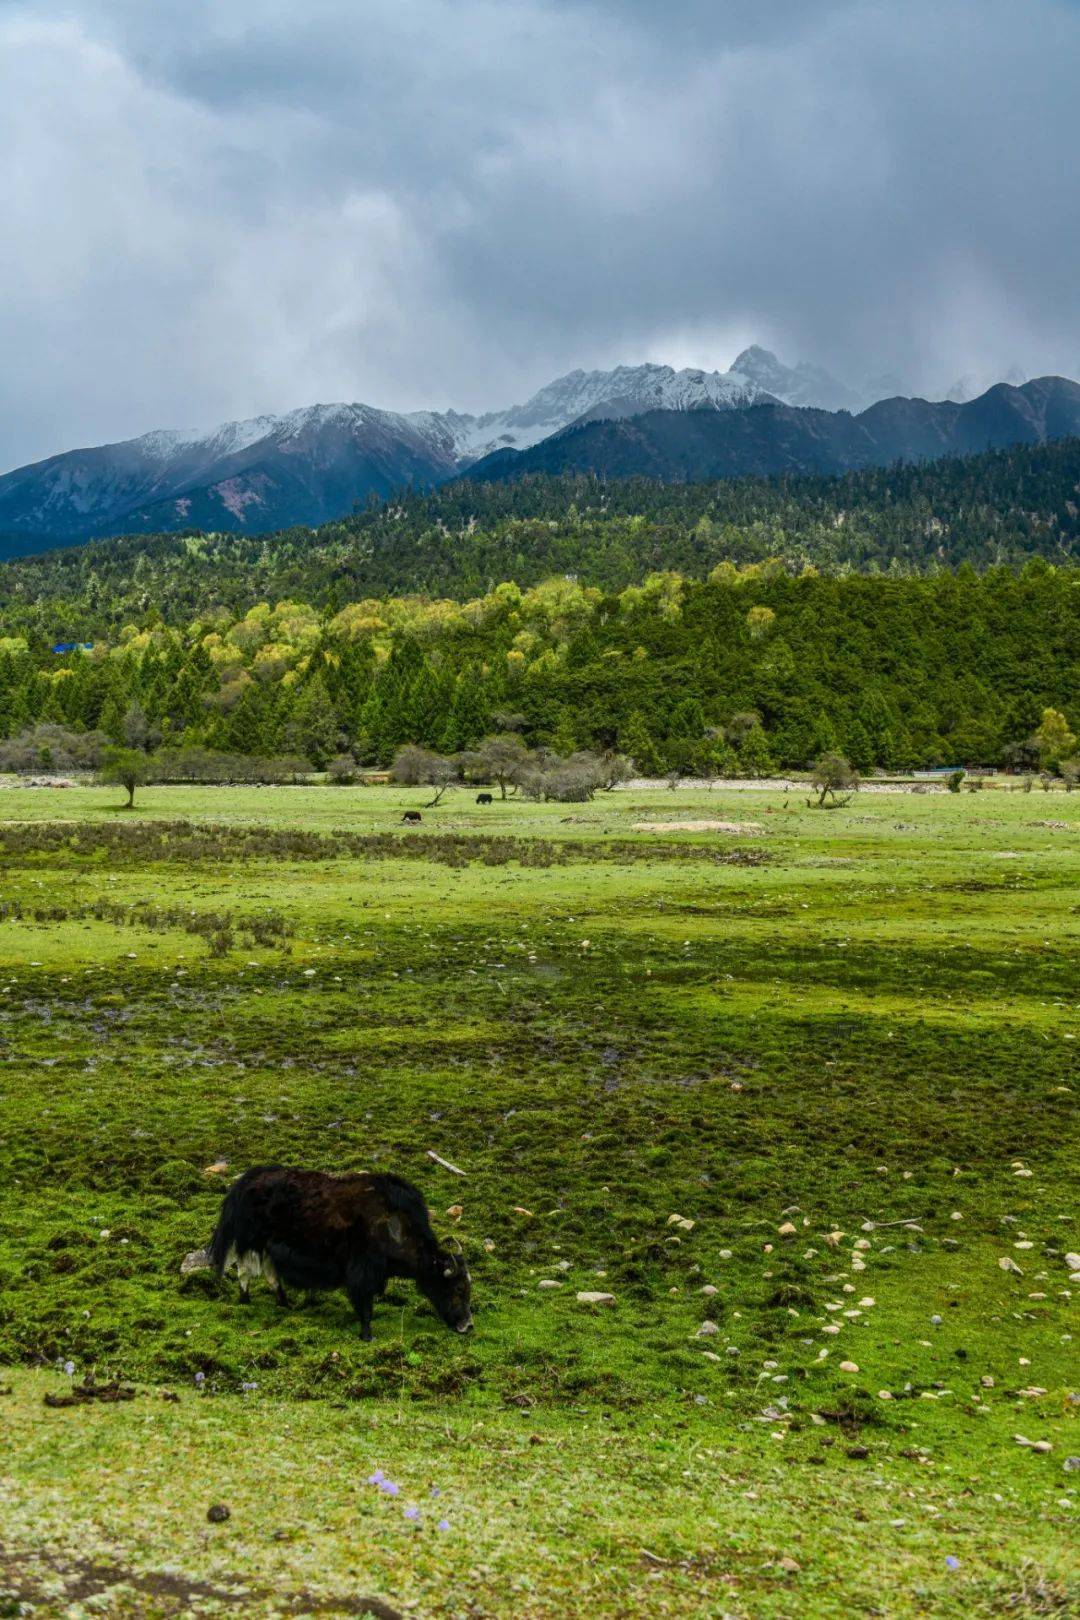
[
  {"x1": 208, "y1": 1167, "x2": 472, "y2": 1339},
  {"x1": 402, "y1": 810, "x2": 422, "y2": 824},
  {"x1": 476, "y1": 793, "x2": 493, "y2": 805}
]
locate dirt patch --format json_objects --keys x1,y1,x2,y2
[
  {"x1": 43, "y1": 1378, "x2": 138, "y2": 1408},
  {"x1": 632, "y1": 820, "x2": 765, "y2": 835},
  {"x1": 0, "y1": 1541, "x2": 403, "y2": 1617}
]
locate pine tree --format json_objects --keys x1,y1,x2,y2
[
  {"x1": 441, "y1": 670, "x2": 490, "y2": 753},
  {"x1": 620, "y1": 710, "x2": 662, "y2": 776},
  {"x1": 283, "y1": 674, "x2": 341, "y2": 767},
  {"x1": 737, "y1": 724, "x2": 774, "y2": 778}
]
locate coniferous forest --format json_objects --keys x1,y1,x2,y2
[{"x1": 2, "y1": 443, "x2": 1079, "y2": 773}]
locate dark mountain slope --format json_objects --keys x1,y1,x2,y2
[{"x1": 468, "y1": 378, "x2": 1080, "y2": 484}]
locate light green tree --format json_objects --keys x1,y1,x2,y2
[{"x1": 1032, "y1": 708, "x2": 1077, "y2": 772}]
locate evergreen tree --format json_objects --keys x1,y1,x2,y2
[
  {"x1": 283, "y1": 674, "x2": 341, "y2": 767},
  {"x1": 620, "y1": 710, "x2": 662, "y2": 776},
  {"x1": 737, "y1": 724, "x2": 774, "y2": 777}
]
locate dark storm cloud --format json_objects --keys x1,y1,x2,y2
[{"x1": 1, "y1": 0, "x2": 1078, "y2": 469}]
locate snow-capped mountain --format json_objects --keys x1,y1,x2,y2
[
  {"x1": 727, "y1": 345, "x2": 864, "y2": 412},
  {"x1": 439, "y1": 362, "x2": 773, "y2": 460},
  {"x1": 0, "y1": 348, "x2": 999, "y2": 550},
  {"x1": 0, "y1": 402, "x2": 468, "y2": 545},
  {"x1": 0, "y1": 361, "x2": 782, "y2": 545},
  {"x1": 467, "y1": 376, "x2": 1080, "y2": 487}
]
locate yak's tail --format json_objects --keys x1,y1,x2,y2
[
  {"x1": 208, "y1": 1184, "x2": 241, "y2": 1274},
  {"x1": 207, "y1": 1166, "x2": 278, "y2": 1274}
]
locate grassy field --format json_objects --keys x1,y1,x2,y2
[{"x1": 0, "y1": 781, "x2": 1077, "y2": 1618}]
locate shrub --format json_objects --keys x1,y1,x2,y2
[
  {"x1": 326, "y1": 754, "x2": 359, "y2": 784},
  {"x1": 0, "y1": 724, "x2": 110, "y2": 774}
]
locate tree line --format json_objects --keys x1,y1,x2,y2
[
  {"x1": 2, "y1": 560, "x2": 1078, "y2": 776},
  {"x1": 2, "y1": 440, "x2": 1080, "y2": 637}
]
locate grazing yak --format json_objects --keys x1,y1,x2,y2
[
  {"x1": 402, "y1": 810, "x2": 422, "y2": 824},
  {"x1": 475, "y1": 792, "x2": 493, "y2": 805},
  {"x1": 208, "y1": 1167, "x2": 472, "y2": 1339}
]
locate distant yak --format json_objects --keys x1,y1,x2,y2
[
  {"x1": 208, "y1": 1166, "x2": 473, "y2": 1339},
  {"x1": 402, "y1": 810, "x2": 422, "y2": 824},
  {"x1": 475, "y1": 793, "x2": 493, "y2": 805}
]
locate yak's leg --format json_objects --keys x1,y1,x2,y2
[
  {"x1": 261, "y1": 1254, "x2": 289, "y2": 1308},
  {"x1": 355, "y1": 1291, "x2": 374, "y2": 1341},
  {"x1": 346, "y1": 1258, "x2": 384, "y2": 1342},
  {"x1": 237, "y1": 1250, "x2": 262, "y2": 1304}
]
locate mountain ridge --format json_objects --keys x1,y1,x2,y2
[
  {"x1": 466, "y1": 377, "x2": 1080, "y2": 486},
  {"x1": 0, "y1": 355, "x2": 1068, "y2": 556}
]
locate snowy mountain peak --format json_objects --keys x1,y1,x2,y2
[
  {"x1": 729, "y1": 346, "x2": 862, "y2": 412},
  {"x1": 0, "y1": 345, "x2": 899, "y2": 546}
]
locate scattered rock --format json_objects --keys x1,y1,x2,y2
[
  {"x1": 446, "y1": 1204, "x2": 464, "y2": 1221},
  {"x1": 1063, "y1": 1457, "x2": 1080, "y2": 1472},
  {"x1": 207, "y1": 1503, "x2": 231, "y2": 1523},
  {"x1": 576, "y1": 1291, "x2": 616, "y2": 1306},
  {"x1": 180, "y1": 1248, "x2": 212, "y2": 1275},
  {"x1": 700, "y1": 1285, "x2": 719, "y2": 1296},
  {"x1": 998, "y1": 1256, "x2": 1023, "y2": 1274},
  {"x1": 537, "y1": 1280, "x2": 561, "y2": 1289},
  {"x1": 696, "y1": 1320, "x2": 720, "y2": 1337},
  {"x1": 667, "y1": 1214, "x2": 695, "y2": 1232},
  {"x1": 777, "y1": 1222, "x2": 798, "y2": 1238},
  {"x1": 777, "y1": 1556, "x2": 801, "y2": 1573},
  {"x1": 839, "y1": 1361, "x2": 860, "y2": 1373}
]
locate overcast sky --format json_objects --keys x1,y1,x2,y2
[{"x1": 2, "y1": 0, "x2": 1079, "y2": 470}]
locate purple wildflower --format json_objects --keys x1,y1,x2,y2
[
  {"x1": 403, "y1": 1505, "x2": 420, "y2": 1521},
  {"x1": 429, "y1": 1486, "x2": 441, "y2": 1498},
  {"x1": 63, "y1": 1360, "x2": 75, "y2": 1377},
  {"x1": 946, "y1": 1556, "x2": 960, "y2": 1571},
  {"x1": 194, "y1": 1371, "x2": 205, "y2": 1386},
  {"x1": 437, "y1": 1519, "x2": 451, "y2": 1532},
  {"x1": 241, "y1": 1382, "x2": 258, "y2": 1392},
  {"x1": 378, "y1": 1480, "x2": 400, "y2": 1497},
  {"x1": 367, "y1": 1470, "x2": 385, "y2": 1486}
]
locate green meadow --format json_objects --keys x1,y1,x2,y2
[{"x1": 0, "y1": 782, "x2": 1077, "y2": 1618}]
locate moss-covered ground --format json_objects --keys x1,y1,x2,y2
[{"x1": 0, "y1": 782, "x2": 1076, "y2": 1617}]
